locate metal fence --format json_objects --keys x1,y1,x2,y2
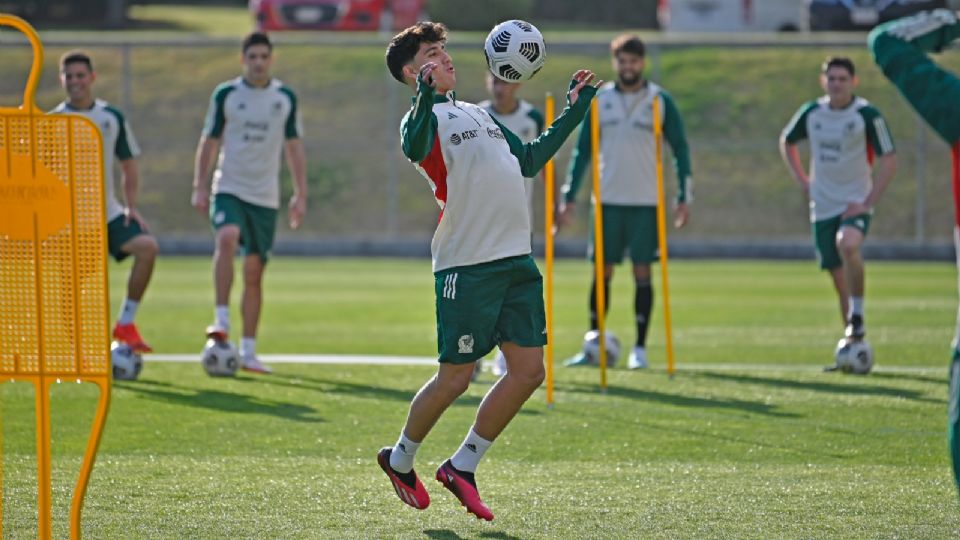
[{"x1": 1, "y1": 33, "x2": 957, "y2": 258}]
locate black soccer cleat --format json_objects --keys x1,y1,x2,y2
[{"x1": 844, "y1": 314, "x2": 865, "y2": 340}]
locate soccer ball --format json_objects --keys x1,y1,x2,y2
[
  {"x1": 202, "y1": 339, "x2": 239, "y2": 377},
  {"x1": 834, "y1": 338, "x2": 874, "y2": 375},
  {"x1": 582, "y1": 330, "x2": 621, "y2": 367},
  {"x1": 483, "y1": 20, "x2": 546, "y2": 82},
  {"x1": 111, "y1": 341, "x2": 143, "y2": 381}
]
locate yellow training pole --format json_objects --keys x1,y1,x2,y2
[
  {"x1": 544, "y1": 92, "x2": 556, "y2": 407},
  {"x1": 590, "y1": 99, "x2": 608, "y2": 391},
  {"x1": 652, "y1": 96, "x2": 676, "y2": 376}
]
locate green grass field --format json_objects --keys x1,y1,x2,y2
[{"x1": 2, "y1": 256, "x2": 959, "y2": 538}]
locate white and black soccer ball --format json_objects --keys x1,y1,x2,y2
[
  {"x1": 202, "y1": 339, "x2": 239, "y2": 377},
  {"x1": 834, "y1": 338, "x2": 874, "y2": 375},
  {"x1": 484, "y1": 20, "x2": 546, "y2": 82},
  {"x1": 582, "y1": 330, "x2": 621, "y2": 367},
  {"x1": 111, "y1": 340, "x2": 143, "y2": 381}
]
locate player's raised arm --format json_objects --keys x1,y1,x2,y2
[
  {"x1": 499, "y1": 71, "x2": 601, "y2": 178},
  {"x1": 869, "y1": 9, "x2": 960, "y2": 143}
]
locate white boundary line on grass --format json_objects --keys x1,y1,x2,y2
[{"x1": 145, "y1": 354, "x2": 946, "y2": 374}]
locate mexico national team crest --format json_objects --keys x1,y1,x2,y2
[{"x1": 458, "y1": 334, "x2": 474, "y2": 354}]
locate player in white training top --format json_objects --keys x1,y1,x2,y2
[
  {"x1": 780, "y1": 56, "x2": 897, "y2": 361},
  {"x1": 53, "y1": 51, "x2": 159, "y2": 354},
  {"x1": 191, "y1": 32, "x2": 308, "y2": 374}
]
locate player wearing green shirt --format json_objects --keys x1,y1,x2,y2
[{"x1": 869, "y1": 7, "x2": 960, "y2": 495}]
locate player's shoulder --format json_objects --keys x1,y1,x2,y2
[
  {"x1": 50, "y1": 101, "x2": 69, "y2": 114},
  {"x1": 98, "y1": 99, "x2": 125, "y2": 121},
  {"x1": 211, "y1": 78, "x2": 241, "y2": 99},
  {"x1": 476, "y1": 99, "x2": 493, "y2": 111},
  {"x1": 597, "y1": 81, "x2": 617, "y2": 96},
  {"x1": 853, "y1": 96, "x2": 882, "y2": 116}
]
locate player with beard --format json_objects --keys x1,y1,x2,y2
[{"x1": 558, "y1": 34, "x2": 693, "y2": 369}]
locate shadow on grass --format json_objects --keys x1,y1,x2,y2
[
  {"x1": 870, "y1": 371, "x2": 947, "y2": 385},
  {"x1": 690, "y1": 371, "x2": 943, "y2": 404},
  {"x1": 115, "y1": 379, "x2": 324, "y2": 423},
  {"x1": 424, "y1": 530, "x2": 464, "y2": 540},
  {"x1": 560, "y1": 381, "x2": 799, "y2": 418},
  {"x1": 480, "y1": 532, "x2": 524, "y2": 540},
  {"x1": 240, "y1": 373, "x2": 543, "y2": 417}
]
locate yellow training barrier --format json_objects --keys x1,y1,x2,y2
[{"x1": 0, "y1": 15, "x2": 111, "y2": 539}]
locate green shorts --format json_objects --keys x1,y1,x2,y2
[
  {"x1": 589, "y1": 204, "x2": 659, "y2": 265},
  {"x1": 813, "y1": 213, "x2": 872, "y2": 270},
  {"x1": 107, "y1": 215, "x2": 146, "y2": 262},
  {"x1": 210, "y1": 193, "x2": 278, "y2": 262},
  {"x1": 434, "y1": 254, "x2": 547, "y2": 364}
]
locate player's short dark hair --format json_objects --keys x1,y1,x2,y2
[
  {"x1": 611, "y1": 34, "x2": 645, "y2": 58},
  {"x1": 822, "y1": 56, "x2": 855, "y2": 76},
  {"x1": 60, "y1": 51, "x2": 93, "y2": 72},
  {"x1": 242, "y1": 32, "x2": 273, "y2": 54},
  {"x1": 386, "y1": 22, "x2": 448, "y2": 83}
]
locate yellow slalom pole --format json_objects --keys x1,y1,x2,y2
[
  {"x1": 590, "y1": 99, "x2": 608, "y2": 391},
  {"x1": 544, "y1": 92, "x2": 556, "y2": 407},
  {"x1": 652, "y1": 96, "x2": 676, "y2": 376}
]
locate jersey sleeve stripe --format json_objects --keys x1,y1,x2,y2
[
  {"x1": 874, "y1": 117, "x2": 895, "y2": 154},
  {"x1": 414, "y1": 134, "x2": 448, "y2": 220}
]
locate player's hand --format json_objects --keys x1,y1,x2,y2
[
  {"x1": 842, "y1": 201, "x2": 870, "y2": 219},
  {"x1": 124, "y1": 207, "x2": 150, "y2": 231},
  {"x1": 674, "y1": 203, "x2": 689, "y2": 228},
  {"x1": 556, "y1": 201, "x2": 575, "y2": 229},
  {"x1": 191, "y1": 188, "x2": 210, "y2": 215},
  {"x1": 568, "y1": 70, "x2": 602, "y2": 106},
  {"x1": 418, "y1": 62, "x2": 437, "y2": 88},
  {"x1": 289, "y1": 194, "x2": 307, "y2": 230}
]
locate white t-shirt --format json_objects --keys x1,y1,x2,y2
[{"x1": 202, "y1": 77, "x2": 302, "y2": 209}]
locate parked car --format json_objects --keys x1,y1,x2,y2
[
  {"x1": 657, "y1": 0, "x2": 804, "y2": 32},
  {"x1": 808, "y1": 0, "x2": 945, "y2": 31},
  {"x1": 250, "y1": 0, "x2": 424, "y2": 32}
]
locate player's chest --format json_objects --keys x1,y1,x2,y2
[
  {"x1": 808, "y1": 113, "x2": 865, "y2": 145},
  {"x1": 598, "y1": 94, "x2": 659, "y2": 133},
  {"x1": 224, "y1": 94, "x2": 289, "y2": 131},
  {"x1": 436, "y1": 104, "x2": 504, "y2": 150}
]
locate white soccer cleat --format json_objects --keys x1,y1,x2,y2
[
  {"x1": 628, "y1": 346, "x2": 648, "y2": 370},
  {"x1": 491, "y1": 350, "x2": 507, "y2": 377},
  {"x1": 241, "y1": 354, "x2": 272, "y2": 374}
]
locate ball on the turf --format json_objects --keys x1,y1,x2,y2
[
  {"x1": 582, "y1": 330, "x2": 620, "y2": 367},
  {"x1": 834, "y1": 338, "x2": 874, "y2": 375},
  {"x1": 111, "y1": 340, "x2": 143, "y2": 381},
  {"x1": 483, "y1": 20, "x2": 546, "y2": 82},
  {"x1": 202, "y1": 338, "x2": 239, "y2": 377}
]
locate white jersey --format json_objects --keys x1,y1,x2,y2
[
  {"x1": 782, "y1": 96, "x2": 895, "y2": 221},
  {"x1": 478, "y1": 99, "x2": 544, "y2": 226},
  {"x1": 202, "y1": 77, "x2": 302, "y2": 209},
  {"x1": 51, "y1": 99, "x2": 141, "y2": 222}
]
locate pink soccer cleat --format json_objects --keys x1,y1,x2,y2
[
  {"x1": 378, "y1": 448, "x2": 430, "y2": 510},
  {"x1": 435, "y1": 459, "x2": 494, "y2": 521}
]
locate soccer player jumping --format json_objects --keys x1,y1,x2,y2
[
  {"x1": 868, "y1": 6, "x2": 960, "y2": 496},
  {"x1": 377, "y1": 22, "x2": 599, "y2": 520}
]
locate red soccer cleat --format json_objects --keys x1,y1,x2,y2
[
  {"x1": 205, "y1": 323, "x2": 229, "y2": 342},
  {"x1": 435, "y1": 459, "x2": 494, "y2": 521},
  {"x1": 378, "y1": 448, "x2": 430, "y2": 510},
  {"x1": 113, "y1": 322, "x2": 153, "y2": 353}
]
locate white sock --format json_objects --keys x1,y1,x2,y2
[
  {"x1": 215, "y1": 305, "x2": 230, "y2": 329},
  {"x1": 240, "y1": 337, "x2": 256, "y2": 358},
  {"x1": 450, "y1": 428, "x2": 493, "y2": 473},
  {"x1": 389, "y1": 432, "x2": 421, "y2": 473},
  {"x1": 849, "y1": 296, "x2": 864, "y2": 318},
  {"x1": 117, "y1": 298, "x2": 139, "y2": 325}
]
